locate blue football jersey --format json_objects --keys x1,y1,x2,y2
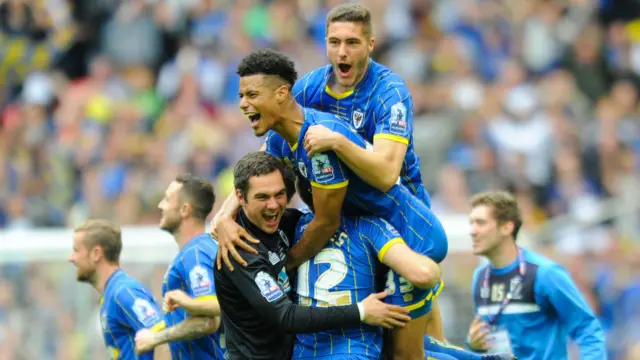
[
  {"x1": 292, "y1": 211, "x2": 404, "y2": 359},
  {"x1": 162, "y1": 233, "x2": 225, "y2": 359},
  {"x1": 264, "y1": 108, "x2": 448, "y2": 265},
  {"x1": 100, "y1": 269, "x2": 165, "y2": 360},
  {"x1": 293, "y1": 60, "x2": 430, "y2": 207}
]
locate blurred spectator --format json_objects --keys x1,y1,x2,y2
[{"x1": 0, "y1": 0, "x2": 639, "y2": 358}]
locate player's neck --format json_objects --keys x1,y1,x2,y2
[
  {"x1": 94, "y1": 264, "x2": 120, "y2": 295},
  {"x1": 273, "y1": 102, "x2": 304, "y2": 146},
  {"x1": 487, "y1": 240, "x2": 518, "y2": 269},
  {"x1": 174, "y1": 221, "x2": 205, "y2": 249}
]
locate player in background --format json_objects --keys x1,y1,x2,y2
[
  {"x1": 467, "y1": 191, "x2": 605, "y2": 359},
  {"x1": 68, "y1": 219, "x2": 170, "y2": 360},
  {"x1": 293, "y1": 178, "x2": 514, "y2": 360},
  {"x1": 134, "y1": 174, "x2": 224, "y2": 359}
]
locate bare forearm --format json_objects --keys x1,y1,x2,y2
[
  {"x1": 333, "y1": 135, "x2": 396, "y2": 192},
  {"x1": 220, "y1": 193, "x2": 241, "y2": 217},
  {"x1": 287, "y1": 218, "x2": 338, "y2": 270},
  {"x1": 154, "y1": 317, "x2": 219, "y2": 345}
]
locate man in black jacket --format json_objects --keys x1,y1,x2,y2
[{"x1": 214, "y1": 152, "x2": 410, "y2": 360}]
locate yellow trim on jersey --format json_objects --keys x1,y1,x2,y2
[
  {"x1": 100, "y1": 297, "x2": 104, "y2": 306},
  {"x1": 194, "y1": 295, "x2": 218, "y2": 302},
  {"x1": 310, "y1": 180, "x2": 349, "y2": 189},
  {"x1": 290, "y1": 142, "x2": 298, "y2": 151},
  {"x1": 373, "y1": 133, "x2": 409, "y2": 145},
  {"x1": 377, "y1": 237, "x2": 405, "y2": 262},
  {"x1": 433, "y1": 281, "x2": 445, "y2": 299},
  {"x1": 325, "y1": 85, "x2": 353, "y2": 99},
  {"x1": 150, "y1": 320, "x2": 166, "y2": 333}
]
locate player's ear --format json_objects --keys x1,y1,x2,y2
[
  {"x1": 235, "y1": 188, "x2": 245, "y2": 204},
  {"x1": 275, "y1": 84, "x2": 289, "y2": 104},
  {"x1": 91, "y1": 246, "x2": 103, "y2": 263},
  {"x1": 500, "y1": 221, "x2": 514, "y2": 237},
  {"x1": 180, "y1": 202, "x2": 192, "y2": 218},
  {"x1": 368, "y1": 36, "x2": 375, "y2": 52}
]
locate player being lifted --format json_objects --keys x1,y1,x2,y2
[
  {"x1": 68, "y1": 220, "x2": 170, "y2": 360},
  {"x1": 215, "y1": 49, "x2": 447, "y2": 360}
]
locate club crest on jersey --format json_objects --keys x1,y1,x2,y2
[
  {"x1": 352, "y1": 109, "x2": 364, "y2": 129},
  {"x1": 255, "y1": 271, "x2": 284, "y2": 302},
  {"x1": 389, "y1": 102, "x2": 407, "y2": 136},
  {"x1": 189, "y1": 265, "x2": 212, "y2": 297},
  {"x1": 132, "y1": 298, "x2": 160, "y2": 326},
  {"x1": 311, "y1": 154, "x2": 334, "y2": 182}
]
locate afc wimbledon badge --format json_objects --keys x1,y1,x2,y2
[{"x1": 352, "y1": 110, "x2": 364, "y2": 129}]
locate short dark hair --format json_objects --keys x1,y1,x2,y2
[
  {"x1": 470, "y1": 191, "x2": 523, "y2": 240},
  {"x1": 283, "y1": 167, "x2": 297, "y2": 202},
  {"x1": 296, "y1": 176, "x2": 314, "y2": 211},
  {"x1": 175, "y1": 174, "x2": 215, "y2": 221},
  {"x1": 75, "y1": 219, "x2": 122, "y2": 264},
  {"x1": 234, "y1": 152, "x2": 285, "y2": 199},
  {"x1": 326, "y1": 3, "x2": 372, "y2": 37},
  {"x1": 236, "y1": 49, "x2": 298, "y2": 87}
]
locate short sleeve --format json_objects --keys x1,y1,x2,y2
[
  {"x1": 114, "y1": 287, "x2": 165, "y2": 332},
  {"x1": 180, "y1": 246, "x2": 217, "y2": 299},
  {"x1": 358, "y1": 216, "x2": 405, "y2": 262},
  {"x1": 373, "y1": 86, "x2": 413, "y2": 144},
  {"x1": 264, "y1": 131, "x2": 286, "y2": 159},
  {"x1": 306, "y1": 151, "x2": 349, "y2": 189}
]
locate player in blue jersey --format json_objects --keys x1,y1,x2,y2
[
  {"x1": 294, "y1": 3, "x2": 430, "y2": 208},
  {"x1": 68, "y1": 219, "x2": 171, "y2": 360},
  {"x1": 466, "y1": 191, "x2": 605, "y2": 359},
  {"x1": 293, "y1": 178, "x2": 514, "y2": 360},
  {"x1": 134, "y1": 174, "x2": 224, "y2": 359},
  {"x1": 212, "y1": 48, "x2": 447, "y2": 359}
]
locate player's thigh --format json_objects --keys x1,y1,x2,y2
[
  {"x1": 425, "y1": 351, "x2": 457, "y2": 360},
  {"x1": 423, "y1": 298, "x2": 445, "y2": 342},
  {"x1": 388, "y1": 315, "x2": 428, "y2": 360}
]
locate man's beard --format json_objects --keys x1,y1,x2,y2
[{"x1": 161, "y1": 216, "x2": 182, "y2": 235}]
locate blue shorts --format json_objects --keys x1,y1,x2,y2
[{"x1": 385, "y1": 275, "x2": 445, "y2": 319}]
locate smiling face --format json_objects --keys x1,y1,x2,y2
[
  {"x1": 238, "y1": 75, "x2": 288, "y2": 137},
  {"x1": 326, "y1": 21, "x2": 374, "y2": 89},
  {"x1": 237, "y1": 170, "x2": 288, "y2": 233},
  {"x1": 469, "y1": 204, "x2": 513, "y2": 256}
]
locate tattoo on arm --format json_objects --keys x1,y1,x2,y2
[{"x1": 156, "y1": 317, "x2": 218, "y2": 344}]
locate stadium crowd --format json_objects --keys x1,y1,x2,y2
[{"x1": 0, "y1": 0, "x2": 639, "y2": 359}]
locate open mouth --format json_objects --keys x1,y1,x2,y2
[
  {"x1": 337, "y1": 63, "x2": 352, "y2": 77},
  {"x1": 246, "y1": 112, "x2": 262, "y2": 127},
  {"x1": 263, "y1": 213, "x2": 280, "y2": 226}
]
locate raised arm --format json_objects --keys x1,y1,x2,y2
[{"x1": 286, "y1": 150, "x2": 350, "y2": 270}]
